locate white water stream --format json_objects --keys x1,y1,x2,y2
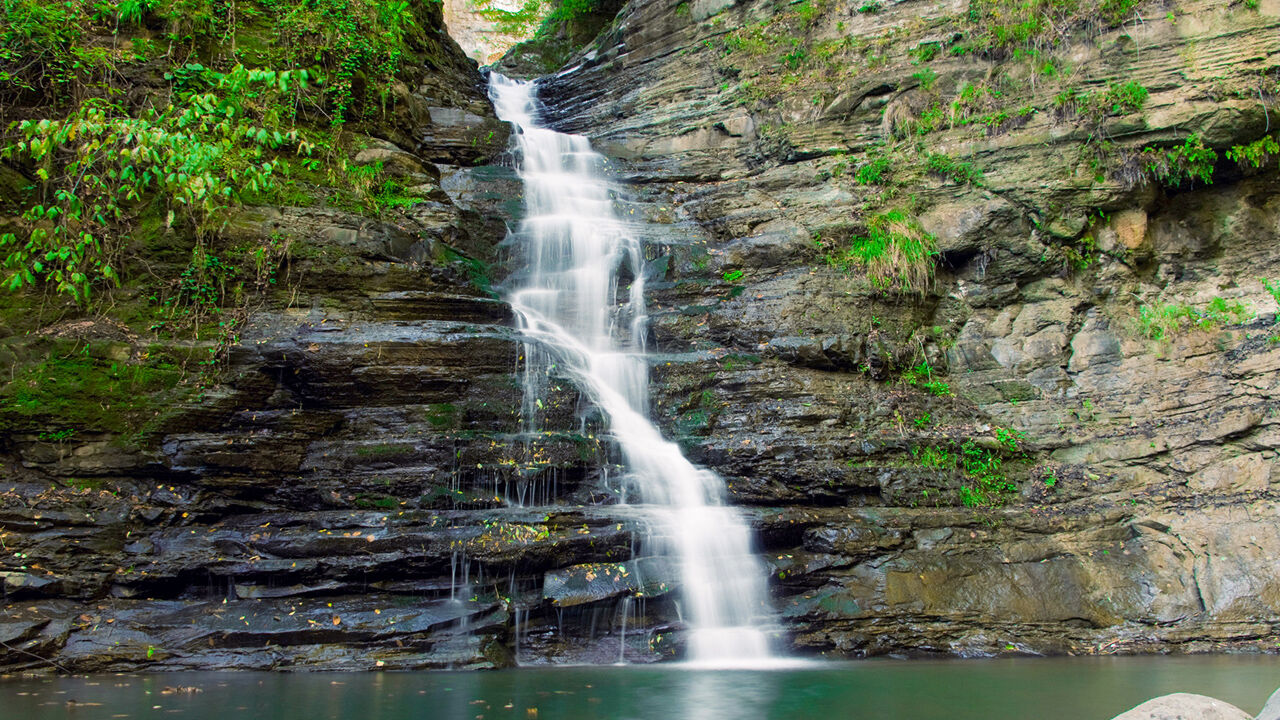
[{"x1": 489, "y1": 74, "x2": 774, "y2": 665}]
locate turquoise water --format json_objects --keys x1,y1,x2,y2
[{"x1": 5, "y1": 656, "x2": 1279, "y2": 719}]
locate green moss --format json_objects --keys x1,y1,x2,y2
[
  {"x1": 441, "y1": 246, "x2": 496, "y2": 297},
  {"x1": 354, "y1": 493, "x2": 399, "y2": 509},
  {"x1": 63, "y1": 477, "x2": 112, "y2": 492},
  {"x1": 0, "y1": 347, "x2": 185, "y2": 433},
  {"x1": 424, "y1": 403, "x2": 459, "y2": 429},
  {"x1": 719, "y1": 353, "x2": 762, "y2": 371}
]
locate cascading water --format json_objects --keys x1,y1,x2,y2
[{"x1": 489, "y1": 73, "x2": 775, "y2": 666}]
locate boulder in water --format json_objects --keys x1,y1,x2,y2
[
  {"x1": 1256, "y1": 687, "x2": 1280, "y2": 720},
  {"x1": 1109, "y1": 693, "x2": 1251, "y2": 720}
]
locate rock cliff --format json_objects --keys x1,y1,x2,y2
[
  {"x1": 532, "y1": 0, "x2": 1280, "y2": 656},
  {"x1": 2, "y1": 0, "x2": 1280, "y2": 671}
]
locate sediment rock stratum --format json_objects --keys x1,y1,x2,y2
[{"x1": 2, "y1": 0, "x2": 1280, "y2": 670}]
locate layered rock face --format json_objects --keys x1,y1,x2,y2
[
  {"x1": 0, "y1": 5, "x2": 630, "y2": 671},
  {"x1": 2, "y1": 2, "x2": 693, "y2": 672},
  {"x1": 3, "y1": 0, "x2": 1280, "y2": 671},
  {"x1": 530, "y1": 0, "x2": 1280, "y2": 656}
]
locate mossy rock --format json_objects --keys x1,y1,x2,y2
[{"x1": 0, "y1": 344, "x2": 188, "y2": 435}]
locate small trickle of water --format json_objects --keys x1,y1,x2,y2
[
  {"x1": 489, "y1": 73, "x2": 776, "y2": 666},
  {"x1": 450, "y1": 549, "x2": 473, "y2": 607},
  {"x1": 617, "y1": 596, "x2": 632, "y2": 665}
]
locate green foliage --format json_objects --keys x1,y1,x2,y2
[
  {"x1": 1, "y1": 67, "x2": 310, "y2": 303},
  {"x1": 923, "y1": 379, "x2": 952, "y2": 396},
  {"x1": 945, "y1": 81, "x2": 1010, "y2": 131},
  {"x1": 994, "y1": 426, "x2": 1025, "y2": 452},
  {"x1": 781, "y1": 40, "x2": 808, "y2": 69},
  {"x1": 1136, "y1": 133, "x2": 1217, "y2": 187},
  {"x1": 499, "y1": 0, "x2": 617, "y2": 74},
  {"x1": 544, "y1": 0, "x2": 601, "y2": 24},
  {"x1": 1053, "y1": 88, "x2": 1081, "y2": 111},
  {"x1": 914, "y1": 428, "x2": 1028, "y2": 507},
  {"x1": 900, "y1": 361, "x2": 932, "y2": 385},
  {"x1": 1061, "y1": 232, "x2": 1098, "y2": 272},
  {"x1": 177, "y1": 248, "x2": 240, "y2": 310},
  {"x1": 474, "y1": 0, "x2": 546, "y2": 35},
  {"x1": 333, "y1": 159, "x2": 425, "y2": 215},
  {"x1": 1097, "y1": 0, "x2": 1139, "y2": 22},
  {"x1": 912, "y1": 67, "x2": 938, "y2": 90},
  {"x1": 959, "y1": 427, "x2": 1026, "y2": 507},
  {"x1": 0, "y1": 0, "x2": 488, "y2": 432},
  {"x1": 1135, "y1": 297, "x2": 1251, "y2": 340},
  {"x1": 1263, "y1": 278, "x2": 1280, "y2": 309},
  {"x1": 854, "y1": 155, "x2": 891, "y2": 185},
  {"x1": 279, "y1": 0, "x2": 417, "y2": 124},
  {"x1": 794, "y1": 0, "x2": 819, "y2": 25},
  {"x1": 2, "y1": 0, "x2": 424, "y2": 123},
  {"x1": 897, "y1": 100, "x2": 948, "y2": 136},
  {"x1": 1055, "y1": 80, "x2": 1148, "y2": 120},
  {"x1": 901, "y1": 361, "x2": 951, "y2": 395},
  {"x1": 1, "y1": 0, "x2": 92, "y2": 100},
  {"x1": 966, "y1": 0, "x2": 1142, "y2": 56},
  {"x1": 721, "y1": 22, "x2": 772, "y2": 55},
  {"x1": 912, "y1": 445, "x2": 953, "y2": 468},
  {"x1": 1037, "y1": 56, "x2": 1063, "y2": 77},
  {"x1": 919, "y1": 102, "x2": 948, "y2": 132},
  {"x1": 910, "y1": 42, "x2": 942, "y2": 64},
  {"x1": 722, "y1": 269, "x2": 745, "y2": 283},
  {"x1": 1264, "y1": 279, "x2": 1280, "y2": 342},
  {"x1": 1226, "y1": 134, "x2": 1280, "y2": 169},
  {"x1": 38, "y1": 427, "x2": 76, "y2": 441},
  {"x1": 926, "y1": 153, "x2": 985, "y2": 185},
  {"x1": 1105, "y1": 80, "x2": 1148, "y2": 114},
  {"x1": 117, "y1": 0, "x2": 155, "y2": 25},
  {"x1": 825, "y1": 209, "x2": 938, "y2": 293}
]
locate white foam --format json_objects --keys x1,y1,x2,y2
[{"x1": 491, "y1": 73, "x2": 777, "y2": 665}]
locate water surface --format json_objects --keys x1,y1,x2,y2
[{"x1": 6, "y1": 656, "x2": 1279, "y2": 719}]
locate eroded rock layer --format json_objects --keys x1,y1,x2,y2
[
  {"x1": 531, "y1": 0, "x2": 1280, "y2": 656},
  {"x1": 2, "y1": 0, "x2": 1280, "y2": 671}
]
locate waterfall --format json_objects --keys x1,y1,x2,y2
[{"x1": 489, "y1": 74, "x2": 775, "y2": 666}]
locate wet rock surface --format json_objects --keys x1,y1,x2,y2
[
  {"x1": 528, "y1": 0, "x2": 1280, "y2": 661},
  {"x1": 0, "y1": 6, "x2": 667, "y2": 673},
  {"x1": 4, "y1": 0, "x2": 1280, "y2": 673}
]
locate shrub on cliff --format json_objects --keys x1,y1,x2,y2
[
  {"x1": 2, "y1": 67, "x2": 310, "y2": 304},
  {"x1": 823, "y1": 209, "x2": 938, "y2": 295}
]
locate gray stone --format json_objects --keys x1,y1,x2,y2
[
  {"x1": 1255, "y1": 687, "x2": 1280, "y2": 720},
  {"x1": 1110, "y1": 693, "x2": 1250, "y2": 720}
]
